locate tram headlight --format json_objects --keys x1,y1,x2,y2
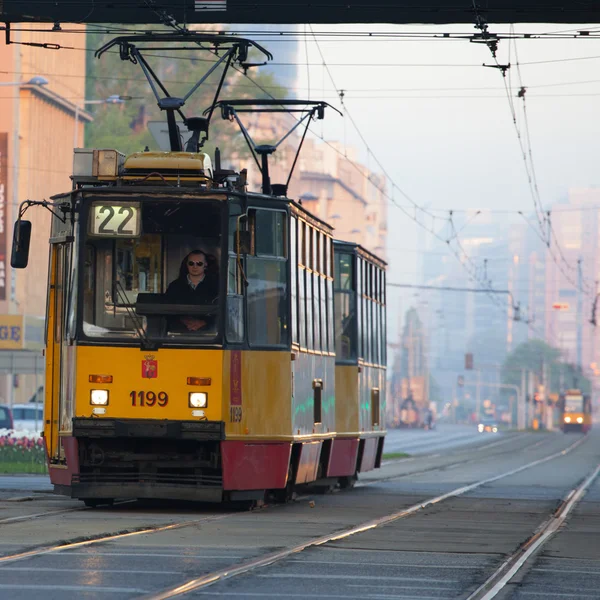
[
  {"x1": 577, "y1": 417, "x2": 584, "y2": 424},
  {"x1": 478, "y1": 424, "x2": 484, "y2": 432},
  {"x1": 90, "y1": 389, "x2": 109, "y2": 405},
  {"x1": 189, "y1": 392, "x2": 208, "y2": 408},
  {"x1": 564, "y1": 416, "x2": 571, "y2": 423}
]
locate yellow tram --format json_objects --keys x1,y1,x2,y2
[
  {"x1": 11, "y1": 148, "x2": 386, "y2": 505},
  {"x1": 10, "y1": 32, "x2": 386, "y2": 505},
  {"x1": 333, "y1": 241, "x2": 386, "y2": 487},
  {"x1": 560, "y1": 389, "x2": 592, "y2": 433}
]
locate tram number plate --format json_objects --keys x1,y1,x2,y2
[
  {"x1": 230, "y1": 406, "x2": 243, "y2": 423},
  {"x1": 90, "y1": 203, "x2": 141, "y2": 237},
  {"x1": 130, "y1": 391, "x2": 169, "y2": 407}
]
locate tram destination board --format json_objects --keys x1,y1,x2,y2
[{"x1": 3, "y1": 0, "x2": 600, "y2": 24}]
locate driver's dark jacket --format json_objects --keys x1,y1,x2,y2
[
  {"x1": 165, "y1": 275, "x2": 218, "y2": 331},
  {"x1": 165, "y1": 275, "x2": 218, "y2": 304}
]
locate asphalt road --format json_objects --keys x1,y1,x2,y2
[
  {"x1": 383, "y1": 423, "x2": 500, "y2": 455},
  {"x1": 0, "y1": 429, "x2": 598, "y2": 599}
]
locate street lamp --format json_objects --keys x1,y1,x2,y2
[
  {"x1": 74, "y1": 95, "x2": 131, "y2": 147},
  {"x1": 0, "y1": 76, "x2": 49, "y2": 87}
]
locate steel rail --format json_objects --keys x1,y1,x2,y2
[
  {"x1": 358, "y1": 434, "x2": 549, "y2": 487},
  {"x1": 0, "y1": 513, "x2": 235, "y2": 565},
  {"x1": 0, "y1": 432, "x2": 540, "y2": 527},
  {"x1": 145, "y1": 435, "x2": 589, "y2": 599},
  {"x1": 466, "y1": 461, "x2": 600, "y2": 600}
]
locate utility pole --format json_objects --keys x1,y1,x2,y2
[
  {"x1": 527, "y1": 370, "x2": 535, "y2": 428},
  {"x1": 518, "y1": 369, "x2": 526, "y2": 430},
  {"x1": 475, "y1": 368, "x2": 481, "y2": 422},
  {"x1": 577, "y1": 257, "x2": 583, "y2": 370}
]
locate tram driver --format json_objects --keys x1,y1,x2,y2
[{"x1": 166, "y1": 249, "x2": 218, "y2": 332}]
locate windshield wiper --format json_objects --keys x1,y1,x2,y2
[{"x1": 114, "y1": 280, "x2": 157, "y2": 350}]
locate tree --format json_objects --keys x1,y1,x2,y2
[
  {"x1": 501, "y1": 339, "x2": 590, "y2": 394},
  {"x1": 84, "y1": 28, "x2": 288, "y2": 158}
]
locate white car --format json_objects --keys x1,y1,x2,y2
[{"x1": 11, "y1": 404, "x2": 44, "y2": 433}]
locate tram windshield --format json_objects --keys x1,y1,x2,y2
[
  {"x1": 564, "y1": 395, "x2": 584, "y2": 413},
  {"x1": 80, "y1": 197, "x2": 223, "y2": 344}
]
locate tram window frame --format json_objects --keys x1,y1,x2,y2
[
  {"x1": 356, "y1": 257, "x2": 363, "y2": 360},
  {"x1": 375, "y1": 283, "x2": 381, "y2": 366},
  {"x1": 78, "y1": 197, "x2": 224, "y2": 345},
  {"x1": 53, "y1": 245, "x2": 65, "y2": 345},
  {"x1": 325, "y1": 237, "x2": 332, "y2": 352},
  {"x1": 226, "y1": 207, "x2": 245, "y2": 344},
  {"x1": 246, "y1": 207, "x2": 290, "y2": 349},
  {"x1": 290, "y1": 217, "x2": 298, "y2": 345},
  {"x1": 305, "y1": 226, "x2": 313, "y2": 350},
  {"x1": 313, "y1": 230, "x2": 321, "y2": 352},
  {"x1": 298, "y1": 221, "x2": 306, "y2": 349},
  {"x1": 382, "y1": 270, "x2": 387, "y2": 364},
  {"x1": 334, "y1": 251, "x2": 357, "y2": 363},
  {"x1": 320, "y1": 240, "x2": 327, "y2": 353}
]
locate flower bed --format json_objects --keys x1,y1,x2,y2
[{"x1": 0, "y1": 430, "x2": 47, "y2": 474}]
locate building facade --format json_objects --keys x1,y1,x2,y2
[{"x1": 0, "y1": 26, "x2": 88, "y2": 406}]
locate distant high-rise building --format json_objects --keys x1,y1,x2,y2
[{"x1": 545, "y1": 189, "x2": 600, "y2": 394}]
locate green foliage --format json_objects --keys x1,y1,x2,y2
[
  {"x1": 502, "y1": 339, "x2": 590, "y2": 394},
  {"x1": 84, "y1": 28, "x2": 288, "y2": 160}
]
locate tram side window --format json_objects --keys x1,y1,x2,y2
[
  {"x1": 226, "y1": 211, "x2": 244, "y2": 343},
  {"x1": 335, "y1": 253, "x2": 356, "y2": 361},
  {"x1": 298, "y1": 222, "x2": 306, "y2": 348},
  {"x1": 83, "y1": 245, "x2": 95, "y2": 325},
  {"x1": 313, "y1": 231, "x2": 321, "y2": 352},
  {"x1": 290, "y1": 217, "x2": 298, "y2": 345},
  {"x1": 305, "y1": 227, "x2": 313, "y2": 350},
  {"x1": 247, "y1": 209, "x2": 289, "y2": 347}
]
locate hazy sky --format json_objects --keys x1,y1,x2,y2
[{"x1": 254, "y1": 22, "x2": 600, "y2": 344}]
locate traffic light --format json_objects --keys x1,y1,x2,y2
[{"x1": 465, "y1": 353, "x2": 473, "y2": 370}]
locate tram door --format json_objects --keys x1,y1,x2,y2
[{"x1": 46, "y1": 243, "x2": 71, "y2": 461}]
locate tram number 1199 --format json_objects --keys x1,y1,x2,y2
[{"x1": 130, "y1": 391, "x2": 169, "y2": 407}]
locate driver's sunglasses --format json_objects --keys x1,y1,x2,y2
[{"x1": 188, "y1": 260, "x2": 205, "y2": 267}]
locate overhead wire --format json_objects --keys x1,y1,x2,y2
[{"x1": 304, "y1": 23, "x2": 542, "y2": 332}]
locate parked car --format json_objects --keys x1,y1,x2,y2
[
  {"x1": 0, "y1": 404, "x2": 13, "y2": 430},
  {"x1": 11, "y1": 404, "x2": 44, "y2": 432}
]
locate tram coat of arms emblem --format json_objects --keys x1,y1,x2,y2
[{"x1": 142, "y1": 355, "x2": 158, "y2": 378}]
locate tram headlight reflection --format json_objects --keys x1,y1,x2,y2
[
  {"x1": 189, "y1": 392, "x2": 208, "y2": 408},
  {"x1": 90, "y1": 389, "x2": 109, "y2": 405}
]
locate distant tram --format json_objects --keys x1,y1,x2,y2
[{"x1": 560, "y1": 389, "x2": 592, "y2": 433}]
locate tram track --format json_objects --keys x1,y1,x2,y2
[
  {"x1": 0, "y1": 432, "x2": 551, "y2": 528},
  {"x1": 358, "y1": 432, "x2": 551, "y2": 488},
  {"x1": 466, "y1": 461, "x2": 600, "y2": 600},
  {"x1": 138, "y1": 434, "x2": 589, "y2": 599},
  {"x1": 0, "y1": 432, "x2": 590, "y2": 599}
]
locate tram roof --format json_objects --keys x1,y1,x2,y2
[
  {"x1": 51, "y1": 186, "x2": 334, "y2": 234},
  {"x1": 333, "y1": 239, "x2": 387, "y2": 269}
]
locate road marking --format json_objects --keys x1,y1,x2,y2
[
  {"x1": 257, "y1": 573, "x2": 462, "y2": 582},
  {"x1": 0, "y1": 566, "x2": 183, "y2": 574},
  {"x1": 64, "y1": 551, "x2": 249, "y2": 559},
  {"x1": 194, "y1": 593, "x2": 440, "y2": 599},
  {"x1": 288, "y1": 558, "x2": 482, "y2": 568},
  {"x1": 0, "y1": 513, "x2": 234, "y2": 565},
  {"x1": 466, "y1": 461, "x2": 600, "y2": 600},
  {"x1": 0, "y1": 507, "x2": 86, "y2": 525},
  {"x1": 146, "y1": 435, "x2": 588, "y2": 599},
  {"x1": 0, "y1": 584, "x2": 149, "y2": 593}
]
